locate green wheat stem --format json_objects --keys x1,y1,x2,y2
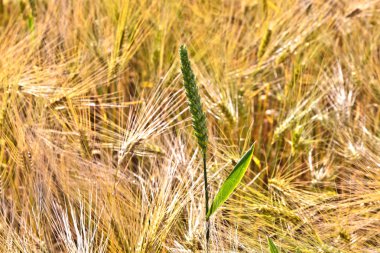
[
  {"x1": 203, "y1": 152, "x2": 210, "y2": 244},
  {"x1": 179, "y1": 45, "x2": 210, "y2": 248}
]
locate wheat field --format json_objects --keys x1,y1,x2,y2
[{"x1": 0, "y1": 0, "x2": 380, "y2": 252}]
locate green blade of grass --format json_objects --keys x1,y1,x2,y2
[
  {"x1": 206, "y1": 144, "x2": 254, "y2": 219},
  {"x1": 268, "y1": 237, "x2": 279, "y2": 253}
]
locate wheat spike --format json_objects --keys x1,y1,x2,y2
[{"x1": 179, "y1": 45, "x2": 208, "y2": 154}]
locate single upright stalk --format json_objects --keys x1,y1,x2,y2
[
  {"x1": 179, "y1": 45, "x2": 210, "y2": 248},
  {"x1": 203, "y1": 152, "x2": 210, "y2": 242}
]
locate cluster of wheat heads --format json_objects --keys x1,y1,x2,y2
[{"x1": 0, "y1": 0, "x2": 380, "y2": 252}]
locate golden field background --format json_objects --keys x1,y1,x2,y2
[{"x1": 0, "y1": 0, "x2": 380, "y2": 252}]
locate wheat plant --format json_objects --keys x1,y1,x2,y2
[
  {"x1": 179, "y1": 44, "x2": 210, "y2": 244},
  {"x1": 180, "y1": 45, "x2": 255, "y2": 251}
]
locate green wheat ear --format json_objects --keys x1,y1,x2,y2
[{"x1": 179, "y1": 45, "x2": 208, "y2": 153}]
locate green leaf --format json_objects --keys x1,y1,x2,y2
[
  {"x1": 268, "y1": 237, "x2": 279, "y2": 253},
  {"x1": 206, "y1": 144, "x2": 254, "y2": 219}
]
